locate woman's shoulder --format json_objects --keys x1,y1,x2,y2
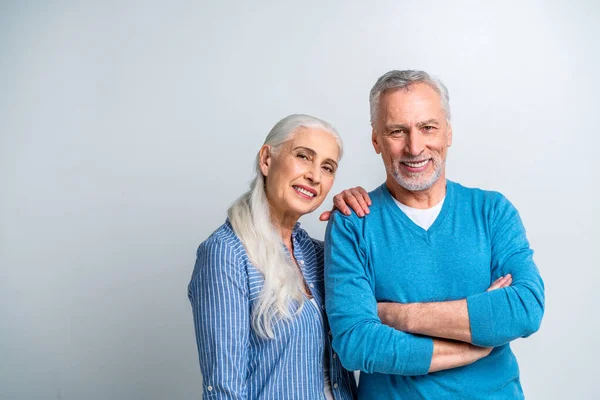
[
  {"x1": 196, "y1": 220, "x2": 248, "y2": 263},
  {"x1": 294, "y1": 225, "x2": 324, "y2": 250},
  {"x1": 189, "y1": 221, "x2": 250, "y2": 299}
]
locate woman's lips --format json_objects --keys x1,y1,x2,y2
[{"x1": 293, "y1": 185, "x2": 317, "y2": 198}]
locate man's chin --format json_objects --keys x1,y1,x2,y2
[{"x1": 394, "y1": 176, "x2": 436, "y2": 192}]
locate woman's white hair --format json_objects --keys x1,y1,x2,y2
[{"x1": 227, "y1": 113, "x2": 342, "y2": 339}]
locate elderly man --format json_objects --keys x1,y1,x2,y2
[{"x1": 324, "y1": 70, "x2": 544, "y2": 399}]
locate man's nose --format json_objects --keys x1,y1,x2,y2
[{"x1": 405, "y1": 130, "x2": 425, "y2": 156}]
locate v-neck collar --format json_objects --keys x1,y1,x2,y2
[{"x1": 380, "y1": 180, "x2": 454, "y2": 239}]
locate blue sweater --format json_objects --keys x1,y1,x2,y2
[{"x1": 324, "y1": 181, "x2": 544, "y2": 399}]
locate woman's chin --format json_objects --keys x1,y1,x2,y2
[{"x1": 290, "y1": 202, "x2": 323, "y2": 218}]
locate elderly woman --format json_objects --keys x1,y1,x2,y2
[{"x1": 188, "y1": 114, "x2": 359, "y2": 399}]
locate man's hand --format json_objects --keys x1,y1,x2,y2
[
  {"x1": 429, "y1": 339, "x2": 493, "y2": 373},
  {"x1": 487, "y1": 274, "x2": 512, "y2": 291},
  {"x1": 378, "y1": 275, "x2": 513, "y2": 341},
  {"x1": 319, "y1": 186, "x2": 371, "y2": 221}
]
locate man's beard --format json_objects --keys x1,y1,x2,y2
[{"x1": 388, "y1": 155, "x2": 445, "y2": 192}]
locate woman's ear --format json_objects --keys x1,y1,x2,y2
[{"x1": 259, "y1": 145, "x2": 272, "y2": 177}]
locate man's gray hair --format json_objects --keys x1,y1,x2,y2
[{"x1": 369, "y1": 70, "x2": 451, "y2": 126}]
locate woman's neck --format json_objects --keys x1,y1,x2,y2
[{"x1": 269, "y1": 210, "x2": 299, "y2": 255}]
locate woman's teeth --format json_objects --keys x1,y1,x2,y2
[{"x1": 294, "y1": 186, "x2": 315, "y2": 197}]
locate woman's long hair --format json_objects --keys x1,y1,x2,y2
[{"x1": 227, "y1": 114, "x2": 342, "y2": 339}]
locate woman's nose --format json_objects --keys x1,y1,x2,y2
[{"x1": 305, "y1": 167, "x2": 320, "y2": 183}]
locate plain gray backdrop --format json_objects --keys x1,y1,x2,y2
[{"x1": 1, "y1": 1, "x2": 598, "y2": 399}]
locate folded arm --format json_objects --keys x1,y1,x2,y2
[
  {"x1": 429, "y1": 339, "x2": 492, "y2": 373},
  {"x1": 378, "y1": 275, "x2": 512, "y2": 343},
  {"x1": 325, "y1": 213, "x2": 491, "y2": 375},
  {"x1": 378, "y1": 196, "x2": 544, "y2": 347},
  {"x1": 188, "y1": 239, "x2": 249, "y2": 399}
]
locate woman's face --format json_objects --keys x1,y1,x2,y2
[{"x1": 260, "y1": 127, "x2": 340, "y2": 222}]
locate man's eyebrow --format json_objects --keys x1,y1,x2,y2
[
  {"x1": 384, "y1": 123, "x2": 410, "y2": 131},
  {"x1": 294, "y1": 146, "x2": 338, "y2": 168},
  {"x1": 417, "y1": 119, "x2": 441, "y2": 127}
]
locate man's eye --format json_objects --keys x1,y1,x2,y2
[{"x1": 423, "y1": 126, "x2": 436, "y2": 132}]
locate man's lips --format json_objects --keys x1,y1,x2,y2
[{"x1": 401, "y1": 159, "x2": 430, "y2": 172}]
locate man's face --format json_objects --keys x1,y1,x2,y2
[{"x1": 372, "y1": 83, "x2": 452, "y2": 193}]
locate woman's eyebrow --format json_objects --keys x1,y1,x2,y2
[
  {"x1": 294, "y1": 146, "x2": 338, "y2": 168},
  {"x1": 293, "y1": 146, "x2": 317, "y2": 155}
]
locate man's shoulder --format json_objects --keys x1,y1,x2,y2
[
  {"x1": 325, "y1": 184, "x2": 395, "y2": 246},
  {"x1": 368, "y1": 183, "x2": 390, "y2": 204},
  {"x1": 329, "y1": 184, "x2": 390, "y2": 225},
  {"x1": 449, "y1": 180, "x2": 508, "y2": 204},
  {"x1": 449, "y1": 181, "x2": 519, "y2": 225}
]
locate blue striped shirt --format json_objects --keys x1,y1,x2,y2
[{"x1": 188, "y1": 220, "x2": 357, "y2": 399}]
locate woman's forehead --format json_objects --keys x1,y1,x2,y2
[{"x1": 287, "y1": 127, "x2": 340, "y2": 160}]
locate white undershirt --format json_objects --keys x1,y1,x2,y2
[
  {"x1": 392, "y1": 196, "x2": 446, "y2": 230},
  {"x1": 310, "y1": 298, "x2": 335, "y2": 400}
]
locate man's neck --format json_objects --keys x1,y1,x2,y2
[{"x1": 386, "y1": 177, "x2": 447, "y2": 209}]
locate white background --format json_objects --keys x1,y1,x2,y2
[{"x1": 1, "y1": 1, "x2": 598, "y2": 399}]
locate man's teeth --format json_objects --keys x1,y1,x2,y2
[
  {"x1": 294, "y1": 186, "x2": 315, "y2": 197},
  {"x1": 403, "y1": 160, "x2": 429, "y2": 168}
]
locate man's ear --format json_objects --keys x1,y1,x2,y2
[
  {"x1": 372, "y1": 126, "x2": 382, "y2": 154},
  {"x1": 447, "y1": 123, "x2": 453, "y2": 147},
  {"x1": 259, "y1": 145, "x2": 272, "y2": 176}
]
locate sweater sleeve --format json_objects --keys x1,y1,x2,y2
[
  {"x1": 466, "y1": 195, "x2": 545, "y2": 347},
  {"x1": 188, "y1": 238, "x2": 249, "y2": 399},
  {"x1": 324, "y1": 212, "x2": 433, "y2": 376}
]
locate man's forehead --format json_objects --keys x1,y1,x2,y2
[{"x1": 379, "y1": 84, "x2": 445, "y2": 120}]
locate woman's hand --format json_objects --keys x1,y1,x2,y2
[{"x1": 319, "y1": 186, "x2": 371, "y2": 221}]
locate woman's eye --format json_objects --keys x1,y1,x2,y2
[
  {"x1": 322, "y1": 165, "x2": 335, "y2": 174},
  {"x1": 297, "y1": 153, "x2": 309, "y2": 160}
]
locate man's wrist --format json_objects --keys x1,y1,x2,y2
[
  {"x1": 404, "y1": 302, "x2": 420, "y2": 332},
  {"x1": 394, "y1": 303, "x2": 411, "y2": 331}
]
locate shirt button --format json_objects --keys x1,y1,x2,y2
[
  {"x1": 207, "y1": 386, "x2": 213, "y2": 391},
  {"x1": 328, "y1": 330, "x2": 332, "y2": 336},
  {"x1": 309, "y1": 283, "x2": 314, "y2": 288},
  {"x1": 333, "y1": 353, "x2": 337, "y2": 359},
  {"x1": 333, "y1": 383, "x2": 339, "y2": 389},
  {"x1": 299, "y1": 260, "x2": 305, "y2": 265}
]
